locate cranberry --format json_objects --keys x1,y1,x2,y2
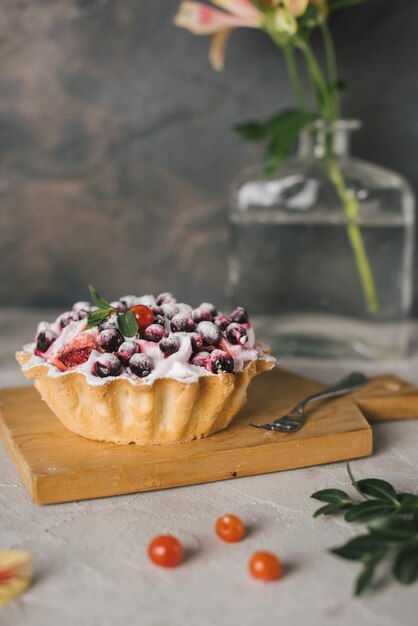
[
  {"x1": 119, "y1": 295, "x2": 136, "y2": 309},
  {"x1": 98, "y1": 315, "x2": 118, "y2": 332},
  {"x1": 156, "y1": 292, "x2": 177, "y2": 305},
  {"x1": 196, "y1": 321, "x2": 221, "y2": 346},
  {"x1": 171, "y1": 313, "x2": 196, "y2": 333},
  {"x1": 153, "y1": 314, "x2": 166, "y2": 327},
  {"x1": 226, "y1": 323, "x2": 248, "y2": 346},
  {"x1": 209, "y1": 350, "x2": 234, "y2": 374},
  {"x1": 129, "y1": 353, "x2": 154, "y2": 378},
  {"x1": 191, "y1": 307, "x2": 213, "y2": 323},
  {"x1": 143, "y1": 324, "x2": 167, "y2": 343},
  {"x1": 57, "y1": 311, "x2": 78, "y2": 329},
  {"x1": 99, "y1": 328, "x2": 123, "y2": 352},
  {"x1": 189, "y1": 332, "x2": 203, "y2": 352},
  {"x1": 72, "y1": 301, "x2": 91, "y2": 319},
  {"x1": 199, "y1": 302, "x2": 217, "y2": 316},
  {"x1": 159, "y1": 334, "x2": 180, "y2": 356},
  {"x1": 214, "y1": 314, "x2": 231, "y2": 331},
  {"x1": 94, "y1": 353, "x2": 123, "y2": 378},
  {"x1": 130, "y1": 304, "x2": 155, "y2": 331},
  {"x1": 230, "y1": 306, "x2": 248, "y2": 324},
  {"x1": 35, "y1": 329, "x2": 58, "y2": 353},
  {"x1": 117, "y1": 340, "x2": 139, "y2": 365},
  {"x1": 149, "y1": 305, "x2": 164, "y2": 316},
  {"x1": 190, "y1": 351, "x2": 211, "y2": 369},
  {"x1": 110, "y1": 300, "x2": 128, "y2": 313},
  {"x1": 161, "y1": 304, "x2": 178, "y2": 320}
]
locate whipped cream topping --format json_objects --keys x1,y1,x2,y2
[{"x1": 22, "y1": 293, "x2": 273, "y2": 386}]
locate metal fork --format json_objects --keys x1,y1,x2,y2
[{"x1": 249, "y1": 372, "x2": 367, "y2": 434}]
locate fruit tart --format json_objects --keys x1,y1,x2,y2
[{"x1": 16, "y1": 287, "x2": 275, "y2": 445}]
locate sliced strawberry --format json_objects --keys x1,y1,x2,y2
[{"x1": 50, "y1": 333, "x2": 97, "y2": 372}]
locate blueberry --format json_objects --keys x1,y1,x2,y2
[
  {"x1": 98, "y1": 315, "x2": 118, "y2": 332},
  {"x1": 110, "y1": 300, "x2": 128, "y2": 313},
  {"x1": 226, "y1": 323, "x2": 248, "y2": 346},
  {"x1": 153, "y1": 314, "x2": 166, "y2": 327},
  {"x1": 171, "y1": 313, "x2": 196, "y2": 333},
  {"x1": 230, "y1": 306, "x2": 248, "y2": 324},
  {"x1": 199, "y1": 302, "x2": 217, "y2": 316},
  {"x1": 214, "y1": 314, "x2": 231, "y2": 332},
  {"x1": 99, "y1": 328, "x2": 123, "y2": 352},
  {"x1": 35, "y1": 329, "x2": 58, "y2": 353},
  {"x1": 57, "y1": 311, "x2": 78, "y2": 329},
  {"x1": 189, "y1": 332, "x2": 203, "y2": 352},
  {"x1": 94, "y1": 354, "x2": 123, "y2": 378},
  {"x1": 159, "y1": 334, "x2": 180, "y2": 356},
  {"x1": 156, "y1": 292, "x2": 177, "y2": 306},
  {"x1": 129, "y1": 353, "x2": 154, "y2": 378},
  {"x1": 190, "y1": 351, "x2": 211, "y2": 369},
  {"x1": 209, "y1": 350, "x2": 234, "y2": 374},
  {"x1": 72, "y1": 301, "x2": 91, "y2": 319},
  {"x1": 117, "y1": 340, "x2": 139, "y2": 365},
  {"x1": 143, "y1": 324, "x2": 167, "y2": 343},
  {"x1": 149, "y1": 305, "x2": 164, "y2": 316},
  {"x1": 161, "y1": 303, "x2": 178, "y2": 320},
  {"x1": 196, "y1": 321, "x2": 221, "y2": 346},
  {"x1": 191, "y1": 307, "x2": 213, "y2": 323}
]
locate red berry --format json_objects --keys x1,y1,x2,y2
[
  {"x1": 148, "y1": 535, "x2": 184, "y2": 568},
  {"x1": 209, "y1": 349, "x2": 234, "y2": 374},
  {"x1": 215, "y1": 514, "x2": 245, "y2": 543},
  {"x1": 130, "y1": 304, "x2": 155, "y2": 331},
  {"x1": 226, "y1": 323, "x2": 248, "y2": 346},
  {"x1": 249, "y1": 552, "x2": 283, "y2": 581}
]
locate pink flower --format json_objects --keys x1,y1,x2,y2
[{"x1": 174, "y1": 1, "x2": 263, "y2": 70}]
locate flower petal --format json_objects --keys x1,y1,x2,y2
[
  {"x1": 211, "y1": 0, "x2": 262, "y2": 22},
  {"x1": 0, "y1": 550, "x2": 33, "y2": 607},
  {"x1": 209, "y1": 28, "x2": 233, "y2": 71},
  {"x1": 283, "y1": 0, "x2": 309, "y2": 17},
  {"x1": 174, "y1": 1, "x2": 261, "y2": 35}
]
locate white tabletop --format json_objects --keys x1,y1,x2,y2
[{"x1": 1, "y1": 309, "x2": 418, "y2": 626}]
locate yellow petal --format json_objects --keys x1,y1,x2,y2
[
  {"x1": 0, "y1": 550, "x2": 33, "y2": 607},
  {"x1": 209, "y1": 29, "x2": 233, "y2": 71},
  {"x1": 283, "y1": 0, "x2": 309, "y2": 18}
]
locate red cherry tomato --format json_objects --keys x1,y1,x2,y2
[
  {"x1": 130, "y1": 304, "x2": 155, "y2": 331},
  {"x1": 249, "y1": 551, "x2": 283, "y2": 581},
  {"x1": 148, "y1": 535, "x2": 184, "y2": 568},
  {"x1": 215, "y1": 514, "x2": 245, "y2": 543}
]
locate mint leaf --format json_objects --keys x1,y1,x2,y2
[
  {"x1": 88, "y1": 285, "x2": 112, "y2": 310},
  {"x1": 117, "y1": 311, "x2": 138, "y2": 338},
  {"x1": 86, "y1": 308, "x2": 113, "y2": 328}
]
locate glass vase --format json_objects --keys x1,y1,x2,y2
[{"x1": 228, "y1": 120, "x2": 415, "y2": 359}]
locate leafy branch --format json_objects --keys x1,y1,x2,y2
[
  {"x1": 86, "y1": 285, "x2": 138, "y2": 338},
  {"x1": 312, "y1": 464, "x2": 418, "y2": 595}
]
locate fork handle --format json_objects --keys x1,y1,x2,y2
[{"x1": 294, "y1": 372, "x2": 367, "y2": 413}]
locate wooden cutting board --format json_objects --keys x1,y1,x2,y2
[{"x1": 1, "y1": 368, "x2": 417, "y2": 505}]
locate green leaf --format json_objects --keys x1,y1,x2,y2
[
  {"x1": 233, "y1": 120, "x2": 269, "y2": 143},
  {"x1": 311, "y1": 489, "x2": 352, "y2": 504},
  {"x1": 398, "y1": 493, "x2": 418, "y2": 514},
  {"x1": 356, "y1": 479, "x2": 399, "y2": 504},
  {"x1": 393, "y1": 546, "x2": 418, "y2": 585},
  {"x1": 368, "y1": 517, "x2": 418, "y2": 542},
  {"x1": 117, "y1": 311, "x2": 138, "y2": 338},
  {"x1": 88, "y1": 285, "x2": 112, "y2": 310},
  {"x1": 86, "y1": 308, "x2": 113, "y2": 328},
  {"x1": 345, "y1": 501, "x2": 395, "y2": 523},
  {"x1": 263, "y1": 109, "x2": 313, "y2": 176},
  {"x1": 354, "y1": 550, "x2": 387, "y2": 596},
  {"x1": 331, "y1": 535, "x2": 387, "y2": 561},
  {"x1": 313, "y1": 503, "x2": 346, "y2": 518}
]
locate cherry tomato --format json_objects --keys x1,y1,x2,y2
[
  {"x1": 215, "y1": 514, "x2": 245, "y2": 543},
  {"x1": 148, "y1": 535, "x2": 184, "y2": 568},
  {"x1": 130, "y1": 304, "x2": 155, "y2": 331},
  {"x1": 249, "y1": 551, "x2": 283, "y2": 581}
]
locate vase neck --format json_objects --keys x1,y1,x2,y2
[{"x1": 298, "y1": 119, "x2": 361, "y2": 159}]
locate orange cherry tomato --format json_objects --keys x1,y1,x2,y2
[
  {"x1": 215, "y1": 514, "x2": 245, "y2": 543},
  {"x1": 130, "y1": 304, "x2": 155, "y2": 331},
  {"x1": 249, "y1": 551, "x2": 283, "y2": 581},
  {"x1": 148, "y1": 535, "x2": 184, "y2": 568}
]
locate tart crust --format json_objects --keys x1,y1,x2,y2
[{"x1": 16, "y1": 351, "x2": 274, "y2": 445}]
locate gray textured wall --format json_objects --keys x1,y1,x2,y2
[{"x1": 0, "y1": 0, "x2": 417, "y2": 309}]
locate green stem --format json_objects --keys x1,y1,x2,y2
[
  {"x1": 321, "y1": 22, "x2": 340, "y2": 118},
  {"x1": 296, "y1": 38, "x2": 334, "y2": 121},
  {"x1": 283, "y1": 44, "x2": 307, "y2": 112},
  {"x1": 328, "y1": 159, "x2": 379, "y2": 313}
]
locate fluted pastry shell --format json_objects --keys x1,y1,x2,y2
[{"x1": 16, "y1": 351, "x2": 274, "y2": 445}]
